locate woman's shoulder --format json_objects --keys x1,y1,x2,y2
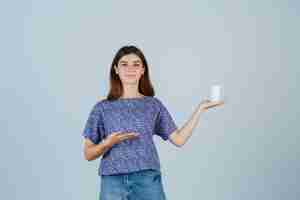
[
  {"x1": 90, "y1": 97, "x2": 107, "y2": 110},
  {"x1": 151, "y1": 96, "x2": 165, "y2": 106},
  {"x1": 97, "y1": 96, "x2": 107, "y2": 103}
]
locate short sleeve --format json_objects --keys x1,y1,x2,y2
[
  {"x1": 81, "y1": 102, "x2": 105, "y2": 144},
  {"x1": 154, "y1": 99, "x2": 178, "y2": 141}
]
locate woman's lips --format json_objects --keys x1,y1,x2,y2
[{"x1": 125, "y1": 74, "x2": 136, "y2": 78}]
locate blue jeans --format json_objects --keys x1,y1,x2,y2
[{"x1": 99, "y1": 169, "x2": 167, "y2": 200}]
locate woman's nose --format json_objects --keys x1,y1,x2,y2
[{"x1": 126, "y1": 66, "x2": 137, "y2": 71}]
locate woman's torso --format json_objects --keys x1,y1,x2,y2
[{"x1": 98, "y1": 96, "x2": 162, "y2": 175}]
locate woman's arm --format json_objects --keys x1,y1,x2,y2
[
  {"x1": 83, "y1": 139, "x2": 110, "y2": 161},
  {"x1": 83, "y1": 132, "x2": 140, "y2": 161},
  {"x1": 169, "y1": 100, "x2": 224, "y2": 147}
]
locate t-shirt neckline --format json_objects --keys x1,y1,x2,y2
[{"x1": 117, "y1": 96, "x2": 148, "y2": 101}]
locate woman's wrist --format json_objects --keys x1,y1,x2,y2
[
  {"x1": 102, "y1": 138, "x2": 111, "y2": 149},
  {"x1": 197, "y1": 104, "x2": 206, "y2": 114}
]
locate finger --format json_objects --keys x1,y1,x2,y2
[
  {"x1": 124, "y1": 133, "x2": 140, "y2": 139},
  {"x1": 213, "y1": 101, "x2": 224, "y2": 107},
  {"x1": 121, "y1": 132, "x2": 139, "y2": 136},
  {"x1": 111, "y1": 131, "x2": 122, "y2": 136},
  {"x1": 207, "y1": 102, "x2": 224, "y2": 109},
  {"x1": 118, "y1": 133, "x2": 137, "y2": 140},
  {"x1": 211, "y1": 102, "x2": 221, "y2": 107},
  {"x1": 120, "y1": 134, "x2": 139, "y2": 141},
  {"x1": 125, "y1": 135, "x2": 139, "y2": 140},
  {"x1": 128, "y1": 132, "x2": 140, "y2": 136}
]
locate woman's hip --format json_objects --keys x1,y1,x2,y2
[{"x1": 100, "y1": 169, "x2": 167, "y2": 200}]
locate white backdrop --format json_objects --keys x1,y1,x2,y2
[{"x1": 1, "y1": 1, "x2": 299, "y2": 199}]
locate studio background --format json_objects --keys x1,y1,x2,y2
[{"x1": 1, "y1": 1, "x2": 299, "y2": 200}]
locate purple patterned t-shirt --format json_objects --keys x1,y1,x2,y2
[{"x1": 82, "y1": 96, "x2": 178, "y2": 176}]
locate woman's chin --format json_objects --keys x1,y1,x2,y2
[{"x1": 122, "y1": 79, "x2": 139, "y2": 85}]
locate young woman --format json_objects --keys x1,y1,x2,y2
[{"x1": 82, "y1": 45, "x2": 224, "y2": 200}]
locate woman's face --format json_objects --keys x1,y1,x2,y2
[{"x1": 114, "y1": 53, "x2": 145, "y2": 85}]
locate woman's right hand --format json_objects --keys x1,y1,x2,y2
[{"x1": 103, "y1": 131, "x2": 140, "y2": 149}]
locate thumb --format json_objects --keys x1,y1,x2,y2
[{"x1": 111, "y1": 131, "x2": 122, "y2": 136}]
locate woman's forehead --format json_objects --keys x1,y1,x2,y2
[{"x1": 119, "y1": 54, "x2": 142, "y2": 63}]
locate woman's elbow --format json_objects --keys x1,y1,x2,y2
[
  {"x1": 85, "y1": 155, "x2": 95, "y2": 161},
  {"x1": 169, "y1": 132, "x2": 185, "y2": 148},
  {"x1": 175, "y1": 140, "x2": 185, "y2": 148},
  {"x1": 83, "y1": 150, "x2": 94, "y2": 161}
]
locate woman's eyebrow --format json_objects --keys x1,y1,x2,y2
[{"x1": 119, "y1": 60, "x2": 141, "y2": 63}]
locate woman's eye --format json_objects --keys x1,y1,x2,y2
[{"x1": 120, "y1": 63, "x2": 141, "y2": 67}]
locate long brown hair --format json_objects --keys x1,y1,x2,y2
[{"x1": 106, "y1": 45, "x2": 155, "y2": 101}]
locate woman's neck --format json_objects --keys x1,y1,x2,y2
[
  {"x1": 120, "y1": 83, "x2": 143, "y2": 99},
  {"x1": 120, "y1": 93, "x2": 144, "y2": 99}
]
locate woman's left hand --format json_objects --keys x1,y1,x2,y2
[{"x1": 198, "y1": 99, "x2": 224, "y2": 112}]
